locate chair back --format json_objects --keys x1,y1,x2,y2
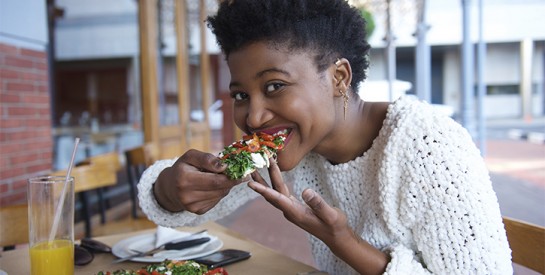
[
  {"x1": 126, "y1": 143, "x2": 158, "y2": 168},
  {"x1": 51, "y1": 163, "x2": 117, "y2": 193},
  {"x1": 503, "y1": 216, "x2": 545, "y2": 274},
  {"x1": 77, "y1": 151, "x2": 122, "y2": 173},
  {"x1": 0, "y1": 204, "x2": 29, "y2": 247},
  {"x1": 124, "y1": 143, "x2": 158, "y2": 218}
]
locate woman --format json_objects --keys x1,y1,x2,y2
[{"x1": 138, "y1": 0, "x2": 512, "y2": 274}]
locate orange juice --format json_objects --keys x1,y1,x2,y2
[{"x1": 29, "y1": 239, "x2": 74, "y2": 275}]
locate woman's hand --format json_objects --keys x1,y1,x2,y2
[
  {"x1": 249, "y1": 158, "x2": 389, "y2": 275},
  {"x1": 153, "y1": 149, "x2": 243, "y2": 214}
]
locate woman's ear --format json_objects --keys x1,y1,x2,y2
[{"x1": 332, "y1": 58, "x2": 352, "y2": 93}]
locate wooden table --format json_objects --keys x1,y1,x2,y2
[{"x1": 0, "y1": 221, "x2": 320, "y2": 274}]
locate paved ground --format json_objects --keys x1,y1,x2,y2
[{"x1": 215, "y1": 117, "x2": 545, "y2": 272}]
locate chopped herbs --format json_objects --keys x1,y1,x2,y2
[
  {"x1": 219, "y1": 131, "x2": 287, "y2": 180},
  {"x1": 96, "y1": 259, "x2": 227, "y2": 275}
]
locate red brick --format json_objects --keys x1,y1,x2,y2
[
  {"x1": 6, "y1": 82, "x2": 35, "y2": 92},
  {"x1": 20, "y1": 71, "x2": 48, "y2": 82},
  {"x1": 26, "y1": 140, "x2": 53, "y2": 152},
  {"x1": 6, "y1": 106, "x2": 42, "y2": 117},
  {"x1": 0, "y1": 142, "x2": 23, "y2": 154},
  {"x1": 0, "y1": 166, "x2": 26, "y2": 179},
  {"x1": 0, "y1": 183, "x2": 8, "y2": 193},
  {"x1": 0, "y1": 43, "x2": 18, "y2": 55},
  {"x1": 35, "y1": 62, "x2": 48, "y2": 71},
  {"x1": 0, "y1": 93, "x2": 20, "y2": 103},
  {"x1": 10, "y1": 153, "x2": 41, "y2": 166},
  {"x1": 5, "y1": 56, "x2": 33, "y2": 68},
  {"x1": 37, "y1": 84, "x2": 49, "y2": 93},
  {"x1": 20, "y1": 48, "x2": 46, "y2": 59},
  {"x1": 26, "y1": 118, "x2": 51, "y2": 128},
  {"x1": 0, "y1": 155, "x2": 8, "y2": 167},
  {"x1": 38, "y1": 108, "x2": 52, "y2": 116},
  {"x1": 21, "y1": 94, "x2": 49, "y2": 104},
  {"x1": 0, "y1": 68, "x2": 20, "y2": 79},
  {"x1": 11, "y1": 179, "x2": 28, "y2": 191},
  {"x1": 0, "y1": 43, "x2": 52, "y2": 208},
  {"x1": 5, "y1": 131, "x2": 38, "y2": 141},
  {"x1": 26, "y1": 163, "x2": 52, "y2": 174}
]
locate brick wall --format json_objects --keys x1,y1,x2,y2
[{"x1": 0, "y1": 42, "x2": 53, "y2": 206}]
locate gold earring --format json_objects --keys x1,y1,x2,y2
[
  {"x1": 339, "y1": 90, "x2": 349, "y2": 120},
  {"x1": 335, "y1": 59, "x2": 341, "y2": 66}
]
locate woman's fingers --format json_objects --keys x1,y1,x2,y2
[
  {"x1": 248, "y1": 181, "x2": 294, "y2": 210},
  {"x1": 302, "y1": 188, "x2": 339, "y2": 225},
  {"x1": 268, "y1": 158, "x2": 290, "y2": 196},
  {"x1": 179, "y1": 149, "x2": 226, "y2": 173},
  {"x1": 250, "y1": 171, "x2": 270, "y2": 187}
]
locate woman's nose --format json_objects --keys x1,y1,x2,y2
[{"x1": 246, "y1": 99, "x2": 274, "y2": 130}]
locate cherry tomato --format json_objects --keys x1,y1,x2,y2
[
  {"x1": 258, "y1": 132, "x2": 274, "y2": 141},
  {"x1": 232, "y1": 142, "x2": 245, "y2": 148},
  {"x1": 247, "y1": 139, "x2": 260, "y2": 152},
  {"x1": 260, "y1": 141, "x2": 278, "y2": 149}
]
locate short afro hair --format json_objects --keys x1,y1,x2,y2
[{"x1": 206, "y1": 0, "x2": 371, "y2": 91}]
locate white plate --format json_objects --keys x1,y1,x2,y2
[{"x1": 112, "y1": 233, "x2": 223, "y2": 263}]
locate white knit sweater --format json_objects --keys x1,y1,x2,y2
[{"x1": 138, "y1": 96, "x2": 512, "y2": 274}]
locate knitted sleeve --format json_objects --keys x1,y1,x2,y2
[
  {"x1": 137, "y1": 158, "x2": 258, "y2": 228},
  {"x1": 380, "y1": 100, "x2": 512, "y2": 274}
]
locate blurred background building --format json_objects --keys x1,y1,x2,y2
[{"x1": 1, "y1": 0, "x2": 544, "y2": 228}]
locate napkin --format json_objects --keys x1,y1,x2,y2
[
  {"x1": 155, "y1": 226, "x2": 196, "y2": 247},
  {"x1": 153, "y1": 226, "x2": 216, "y2": 259}
]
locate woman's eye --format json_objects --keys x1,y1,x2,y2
[
  {"x1": 265, "y1": 83, "x2": 284, "y2": 93},
  {"x1": 231, "y1": 92, "x2": 249, "y2": 101}
]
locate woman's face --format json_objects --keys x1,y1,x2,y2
[{"x1": 227, "y1": 41, "x2": 338, "y2": 171}]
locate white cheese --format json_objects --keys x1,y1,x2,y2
[
  {"x1": 240, "y1": 153, "x2": 270, "y2": 178},
  {"x1": 251, "y1": 152, "x2": 269, "y2": 169}
]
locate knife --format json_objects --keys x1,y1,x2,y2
[{"x1": 113, "y1": 236, "x2": 211, "y2": 263}]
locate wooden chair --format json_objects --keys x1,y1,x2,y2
[
  {"x1": 125, "y1": 143, "x2": 158, "y2": 218},
  {"x1": 90, "y1": 144, "x2": 159, "y2": 237},
  {"x1": 503, "y1": 216, "x2": 545, "y2": 274},
  {"x1": 0, "y1": 204, "x2": 28, "y2": 249},
  {"x1": 51, "y1": 162, "x2": 118, "y2": 238},
  {"x1": 77, "y1": 152, "x2": 122, "y2": 223},
  {"x1": 79, "y1": 151, "x2": 122, "y2": 172}
]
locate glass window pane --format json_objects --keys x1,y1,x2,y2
[
  {"x1": 158, "y1": 0, "x2": 179, "y2": 126},
  {"x1": 188, "y1": 0, "x2": 203, "y2": 122}
]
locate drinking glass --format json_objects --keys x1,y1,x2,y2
[{"x1": 27, "y1": 176, "x2": 74, "y2": 275}]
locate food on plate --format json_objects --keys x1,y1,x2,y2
[
  {"x1": 96, "y1": 259, "x2": 228, "y2": 275},
  {"x1": 219, "y1": 131, "x2": 287, "y2": 180}
]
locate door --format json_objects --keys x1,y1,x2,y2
[{"x1": 139, "y1": 0, "x2": 211, "y2": 159}]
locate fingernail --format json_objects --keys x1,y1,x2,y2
[
  {"x1": 249, "y1": 181, "x2": 266, "y2": 191},
  {"x1": 214, "y1": 159, "x2": 226, "y2": 169},
  {"x1": 302, "y1": 189, "x2": 315, "y2": 202},
  {"x1": 248, "y1": 182, "x2": 258, "y2": 191}
]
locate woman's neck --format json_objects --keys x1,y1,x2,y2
[{"x1": 316, "y1": 100, "x2": 389, "y2": 165}]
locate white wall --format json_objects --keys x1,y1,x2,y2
[
  {"x1": 442, "y1": 48, "x2": 462, "y2": 111},
  {"x1": 54, "y1": 0, "x2": 139, "y2": 60},
  {"x1": 367, "y1": 50, "x2": 386, "y2": 81},
  {"x1": 366, "y1": 0, "x2": 545, "y2": 48},
  {"x1": 486, "y1": 43, "x2": 520, "y2": 84},
  {"x1": 441, "y1": 42, "x2": 544, "y2": 119},
  {"x1": 0, "y1": 0, "x2": 48, "y2": 50}
]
